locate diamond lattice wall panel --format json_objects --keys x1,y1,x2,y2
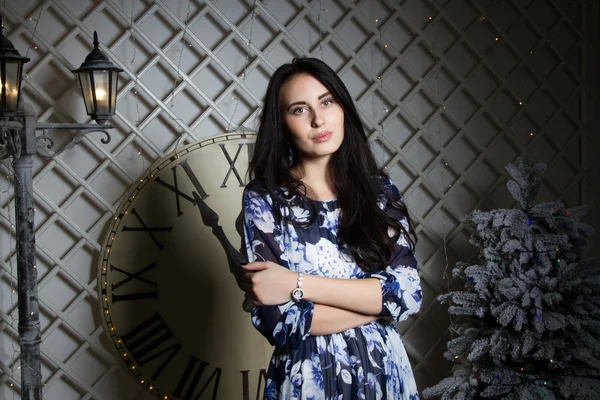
[{"x1": 0, "y1": 0, "x2": 598, "y2": 398}]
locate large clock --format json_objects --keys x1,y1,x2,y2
[{"x1": 98, "y1": 133, "x2": 272, "y2": 399}]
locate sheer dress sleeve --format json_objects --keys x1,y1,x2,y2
[
  {"x1": 242, "y1": 185, "x2": 314, "y2": 351},
  {"x1": 361, "y1": 178, "x2": 422, "y2": 322}
]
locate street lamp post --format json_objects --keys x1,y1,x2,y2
[{"x1": 0, "y1": 16, "x2": 122, "y2": 400}]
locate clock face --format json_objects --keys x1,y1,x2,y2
[{"x1": 99, "y1": 133, "x2": 272, "y2": 400}]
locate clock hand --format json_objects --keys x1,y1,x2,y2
[{"x1": 191, "y1": 191, "x2": 253, "y2": 312}]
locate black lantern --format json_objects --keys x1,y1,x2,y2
[
  {"x1": 72, "y1": 31, "x2": 122, "y2": 124},
  {"x1": 0, "y1": 15, "x2": 30, "y2": 115}
]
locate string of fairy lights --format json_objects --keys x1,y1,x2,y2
[
  {"x1": 375, "y1": 5, "x2": 388, "y2": 172},
  {"x1": 130, "y1": 0, "x2": 144, "y2": 175},
  {"x1": 226, "y1": 0, "x2": 257, "y2": 133},
  {"x1": 427, "y1": 5, "x2": 456, "y2": 341},
  {"x1": 432, "y1": 1, "x2": 584, "y2": 384},
  {"x1": 163, "y1": 0, "x2": 193, "y2": 160},
  {"x1": 317, "y1": 0, "x2": 325, "y2": 60},
  {"x1": 425, "y1": 0, "x2": 554, "y2": 340}
]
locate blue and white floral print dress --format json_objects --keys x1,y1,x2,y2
[{"x1": 242, "y1": 176, "x2": 422, "y2": 400}]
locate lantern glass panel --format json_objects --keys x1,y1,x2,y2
[
  {"x1": 3, "y1": 60, "x2": 21, "y2": 112},
  {"x1": 109, "y1": 70, "x2": 118, "y2": 113},
  {"x1": 78, "y1": 71, "x2": 94, "y2": 115},
  {"x1": 92, "y1": 70, "x2": 109, "y2": 115}
]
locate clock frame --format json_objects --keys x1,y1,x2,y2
[{"x1": 98, "y1": 133, "x2": 271, "y2": 400}]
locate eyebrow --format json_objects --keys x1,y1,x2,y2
[{"x1": 286, "y1": 92, "x2": 332, "y2": 111}]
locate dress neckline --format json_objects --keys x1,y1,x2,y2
[{"x1": 310, "y1": 197, "x2": 339, "y2": 205}]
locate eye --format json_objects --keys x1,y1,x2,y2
[
  {"x1": 293, "y1": 107, "x2": 306, "y2": 115},
  {"x1": 322, "y1": 98, "x2": 334, "y2": 106}
]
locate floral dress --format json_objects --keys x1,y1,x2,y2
[{"x1": 242, "y1": 177, "x2": 422, "y2": 400}]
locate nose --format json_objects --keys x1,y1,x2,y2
[{"x1": 311, "y1": 109, "x2": 324, "y2": 128}]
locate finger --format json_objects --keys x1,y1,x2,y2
[
  {"x1": 242, "y1": 263, "x2": 266, "y2": 271},
  {"x1": 242, "y1": 262, "x2": 268, "y2": 271},
  {"x1": 244, "y1": 272, "x2": 255, "y2": 284}
]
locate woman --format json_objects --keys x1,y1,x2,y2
[{"x1": 242, "y1": 57, "x2": 422, "y2": 399}]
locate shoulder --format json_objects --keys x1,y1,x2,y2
[
  {"x1": 242, "y1": 180, "x2": 277, "y2": 225},
  {"x1": 243, "y1": 179, "x2": 290, "y2": 211},
  {"x1": 243, "y1": 178, "x2": 267, "y2": 197},
  {"x1": 372, "y1": 174, "x2": 403, "y2": 202},
  {"x1": 243, "y1": 178, "x2": 272, "y2": 206}
]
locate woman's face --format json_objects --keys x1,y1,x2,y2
[{"x1": 279, "y1": 73, "x2": 345, "y2": 163}]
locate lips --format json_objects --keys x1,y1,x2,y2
[{"x1": 312, "y1": 131, "x2": 332, "y2": 142}]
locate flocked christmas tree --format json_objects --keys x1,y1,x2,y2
[{"x1": 423, "y1": 156, "x2": 600, "y2": 399}]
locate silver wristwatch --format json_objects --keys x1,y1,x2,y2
[{"x1": 291, "y1": 272, "x2": 304, "y2": 302}]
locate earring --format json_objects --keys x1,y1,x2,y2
[{"x1": 288, "y1": 147, "x2": 294, "y2": 166}]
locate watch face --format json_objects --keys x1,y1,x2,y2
[
  {"x1": 292, "y1": 288, "x2": 304, "y2": 301},
  {"x1": 99, "y1": 133, "x2": 272, "y2": 399}
]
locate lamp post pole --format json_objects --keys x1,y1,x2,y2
[{"x1": 12, "y1": 104, "x2": 41, "y2": 400}]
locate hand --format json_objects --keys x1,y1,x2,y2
[{"x1": 242, "y1": 262, "x2": 297, "y2": 306}]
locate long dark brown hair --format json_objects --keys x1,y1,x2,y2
[{"x1": 248, "y1": 57, "x2": 416, "y2": 272}]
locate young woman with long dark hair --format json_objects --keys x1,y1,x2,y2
[{"x1": 242, "y1": 57, "x2": 422, "y2": 399}]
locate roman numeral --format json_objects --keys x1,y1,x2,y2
[
  {"x1": 121, "y1": 208, "x2": 172, "y2": 249},
  {"x1": 154, "y1": 165, "x2": 196, "y2": 217},
  {"x1": 121, "y1": 313, "x2": 182, "y2": 381},
  {"x1": 111, "y1": 261, "x2": 158, "y2": 303},
  {"x1": 154, "y1": 158, "x2": 209, "y2": 217},
  {"x1": 173, "y1": 356, "x2": 222, "y2": 400},
  {"x1": 220, "y1": 143, "x2": 254, "y2": 188},
  {"x1": 241, "y1": 369, "x2": 267, "y2": 400},
  {"x1": 179, "y1": 158, "x2": 209, "y2": 200},
  {"x1": 219, "y1": 144, "x2": 242, "y2": 188}
]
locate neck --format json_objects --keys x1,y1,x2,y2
[{"x1": 293, "y1": 156, "x2": 337, "y2": 200}]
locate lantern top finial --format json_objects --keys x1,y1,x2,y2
[{"x1": 71, "y1": 31, "x2": 122, "y2": 73}]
